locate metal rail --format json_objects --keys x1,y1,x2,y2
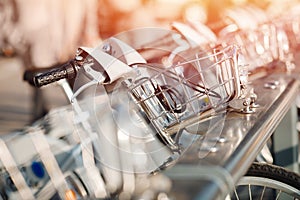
[{"x1": 164, "y1": 73, "x2": 299, "y2": 200}]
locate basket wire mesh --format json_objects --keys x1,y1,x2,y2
[{"x1": 125, "y1": 45, "x2": 242, "y2": 150}]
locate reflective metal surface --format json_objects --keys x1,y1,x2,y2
[{"x1": 164, "y1": 73, "x2": 299, "y2": 200}]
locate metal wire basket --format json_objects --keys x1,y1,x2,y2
[
  {"x1": 219, "y1": 22, "x2": 293, "y2": 72},
  {"x1": 124, "y1": 44, "x2": 245, "y2": 151}
]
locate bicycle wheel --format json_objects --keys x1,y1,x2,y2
[{"x1": 230, "y1": 162, "x2": 300, "y2": 200}]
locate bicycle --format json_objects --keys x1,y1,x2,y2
[
  {"x1": 1, "y1": 25, "x2": 300, "y2": 200},
  {"x1": 231, "y1": 162, "x2": 300, "y2": 199}
]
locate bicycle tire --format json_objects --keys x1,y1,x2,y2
[
  {"x1": 246, "y1": 162, "x2": 300, "y2": 190},
  {"x1": 231, "y1": 162, "x2": 300, "y2": 200}
]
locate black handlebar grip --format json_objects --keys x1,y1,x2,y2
[{"x1": 33, "y1": 61, "x2": 77, "y2": 87}]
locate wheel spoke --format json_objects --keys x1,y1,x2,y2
[
  {"x1": 260, "y1": 186, "x2": 266, "y2": 200},
  {"x1": 248, "y1": 184, "x2": 252, "y2": 200},
  {"x1": 233, "y1": 188, "x2": 240, "y2": 200},
  {"x1": 234, "y1": 163, "x2": 300, "y2": 200},
  {"x1": 275, "y1": 190, "x2": 282, "y2": 200}
]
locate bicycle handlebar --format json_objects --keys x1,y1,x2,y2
[{"x1": 23, "y1": 60, "x2": 78, "y2": 87}]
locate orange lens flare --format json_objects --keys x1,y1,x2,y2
[{"x1": 65, "y1": 189, "x2": 77, "y2": 200}]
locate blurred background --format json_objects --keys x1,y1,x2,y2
[{"x1": 0, "y1": 0, "x2": 299, "y2": 133}]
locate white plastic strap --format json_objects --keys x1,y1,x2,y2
[
  {"x1": 71, "y1": 94, "x2": 108, "y2": 198},
  {"x1": 105, "y1": 37, "x2": 147, "y2": 66},
  {"x1": 30, "y1": 128, "x2": 69, "y2": 199},
  {"x1": 188, "y1": 20, "x2": 217, "y2": 43},
  {"x1": 117, "y1": 130, "x2": 135, "y2": 196},
  {"x1": 172, "y1": 21, "x2": 208, "y2": 47},
  {"x1": 0, "y1": 139, "x2": 35, "y2": 199},
  {"x1": 81, "y1": 141, "x2": 108, "y2": 198},
  {"x1": 80, "y1": 47, "x2": 133, "y2": 84}
]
